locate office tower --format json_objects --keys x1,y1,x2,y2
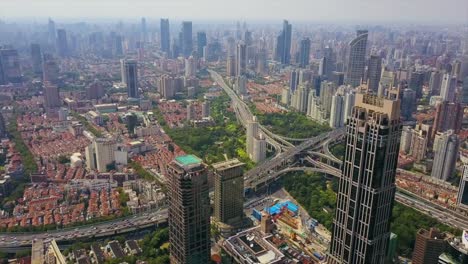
[
  {"x1": 319, "y1": 81, "x2": 337, "y2": 118},
  {"x1": 56, "y1": 29, "x2": 68, "y2": 57},
  {"x1": 42, "y1": 55, "x2": 60, "y2": 84},
  {"x1": 463, "y1": 76, "x2": 468, "y2": 105},
  {"x1": 44, "y1": 84, "x2": 60, "y2": 108},
  {"x1": 432, "y1": 101, "x2": 463, "y2": 139},
  {"x1": 187, "y1": 103, "x2": 195, "y2": 121},
  {"x1": 160, "y1": 19, "x2": 170, "y2": 54},
  {"x1": 141, "y1": 17, "x2": 147, "y2": 42},
  {"x1": 367, "y1": 55, "x2": 382, "y2": 93},
  {"x1": 321, "y1": 47, "x2": 335, "y2": 78},
  {"x1": 328, "y1": 89, "x2": 401, "y2": 264},
  {"x1": 48, "y1": 18, "x2": 56, "y2": 46},
  {"x1": 457, "y1": 165, "x2": 468, "y2": 210},
  {"x1": 429, "y1": 71, "x2": 442, "y2": 95},
  {"x1": 213, "y1": 159, "x2": 244, "y2": 226},
  {"x1": 86, "y1": 81, "x2": 105, "y2": 100},
  {"x1": 167, "y1": 155, "x2": 210, "y2": 264},
  {"x1": 181, "y1": 21, "x2": 193, "y2": 57},
  {"x1": 159, "y1": 74, "x2": 176, "y2": 99},
  {"x1": 409, "y1": 71, "x2": 425, "y2": 99},
  {"x1": 331, "y1": 72, "x2": 345, "y2": 86},
  {"x1": 400, "y1": 126, "x2": 413, "y2": 154},
  {"x1": 288, "y1": 70, "x2": 298, "y2": 92},
  {"x1": 185, "y1": 56, "x2": 196, "y2": 77},
  {"x1": 378, "y1": 69, "x2": 396, "y2": 97},
  {"x1": 246, "y1": 116, "x2": 259, "y2": 157},
  {"x1": 440, "y1": 73, "x2": 457, "y2": 102},
  {"x1": 85, "y1": 138, "x2": 116, "y2": 172},
  {"x1": 197, "y1": 32, "x2": 207, "y2": 57},
  {"x1": 345, "y1": 30, "x2": 368, "y2": 87},
  {"x1": 255, "y1": 49, "x2": 267, "y2": 75},
  {"x1": 299, "y1": 38, "x2": 310, "y2": 68},
  {"x1": 329, "y1": 94, "x2": 345, "y2": 128},
  {"x1": 412, "y1": 228, "x2": 447, "y2": 264},
  {"x1": 409, "y1": 124, "x2": 431, "y2": 163},
  {"x1": 401, "y1": 89, "x2": 416, "y2": 120},
  {"x1": 252, "y1": 133, "x2": 266, "y2": 163},
  {"x1": 114, "y1": 35, "x2": 123, "y2": 56},
  {"x1": 0, "y1": 48, "x2": 22, "y2": 84},
  {"x1": 201, "y1": 101, "x2": 210, "y2": 118},
  {"x1": 124, "y1": 60, "x2": 139, "y2": 98},
  {"x1": 275, "y1": 20, "x2": 292, "y2": 64},
  {"x1": 31, "y1": 44, "x2": 43, "y2": 75},
  {"x1": 432, "y1": 130, "x2": 459, "y2": 181},
  {"x1": 235, "y1": 75, "x2": 247, "y2": 95},
  {"x1": 236, "y1": 42, "x2": 247, "y2": 76},
  {"x1": 224, "y1": 55, "x2": 235, "y2": 77}
]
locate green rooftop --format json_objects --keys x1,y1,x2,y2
[{"x1": 175, "y1": 155, "x2": 202, "y2": 166}]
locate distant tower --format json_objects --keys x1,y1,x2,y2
[
  {"x1": 44, "y1": 84, "x2": 60, "y2": 108},
  {"x1": 409, "y1": 71, "x2": 425, "y2": 99},
  {"x1": 167, "y1": 155, "x2": 210, "y2": 264},
  {"x1": 124, "y1": 60, "x2": 139, "y2": 98},
  {"x1": 213, "y1": 159, "x2": 245, "y2": 226},
  {"x1": 226, "y1": 55, "x2": 236, "y2": 77},
  {"x1": 48, "y1": 18, "x2": 56, "y2": 46},
  {"x1": 367, "y1": 55, "x2": 382, "y2": 93},
  {"x1": 197, "y1": 32, "x2": 207, "y2": 57},
  {"x1": 432, "y1": 101, "x2": 463, "y2": 139},
  {"x1": 299, "y1": 38, "x2": 310, "y2": 68},
  {"x1": 181, "y1": 21, "x2": 193, "y2": 57},
  {"x1": 429, "y1": 71, "x2": 442, "y2": 95},
  {"x1": 345, "y1": 30, "x2": 368, "y2": 87},
  {"x1": 440, "y1": 73, "x2": 456, "y2": 102},
  {"x1": 328, "y1": 87, "x2": 402, "y2": 264},
  {"x1": 42, "y1": 54, "x2": 60, "y2": 84},
  {"x1": 236, "y1": 42, "x2": 247, "y2": 76},
  {"x1": 275, "y1": 20, "x2": 292, "y2": 64},
  {"x1": 431, "y1": 130, "x2": 459, "y2": 181},
  {"x1": 31, "y1": 44, "x2": 43, "y2": 75},
  {"x1": 401, "y1": 88, "x2": 416, "y2": 120},
  {"x1": 329, "y1": 94, "x2": 344, "y2": 128},
  {"x1": 56, "y1": 29, "x2": 69, "y2": 57},
  {"x1": 141, "y1": 17, "x2": 147, "y2": 42},
  {"x1": 186, "y1": 103, "x2": 195, "y2": 121},
  {"x1": 160, "y1": 19, "x2": 170, "y2": 54}
]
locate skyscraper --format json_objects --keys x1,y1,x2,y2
[
  {"x1": 124, "y1": 60, "x2": 138, "y2": 98},
  {"x1": 328, "y1": 88, "x2": 401, "y2": 264},
  {"x1": 440, "y1": 73, "x2": 457, "y2": 102},
  {"x1": 31, "y1": 44, "x2": 43, "y2": 75},
  {"x1": 367, "y1": 55, "x2": 382, "y2": 93},
  {"x1": 167, "y1": 155, "x2": 210, "y2": 264},
  {"x1": 432, "y1": 101, "x2": 463, "y2": 139},
  {"x1": 409, "y1": 71, "x2": 425, "y2": 99},
  {"x1": 0, "y1": 48, "x2": 22, "y2": 84},
  {"x1": 181, "y1": 21, "x2": 193, "y2": 57},
  {"x1": 299, "y1": 38, "x2": 310, "y2": 68},
  {"x1": 226, "y1": 55, "x2": 236, "y2": 77},
  {"x1": 401, "y1": 88, "x2": 416, "y2": 120},
  {"x1": 197, "y1": 32, "x2": 207, "y2": 57},
  {"x1": 42, "y1": 54, "x2": 60, "y2": 84},
  {"x1": 235, "y1": 41, "x2": 247, "y2": 76},
  {"x1": 345, "y1": 30, "x2": 368, "y2": 87},
  {"x1": 48, "y1": 18, "x2": 56, "y2": 46},
  {"x1": 160, "y1": 19, "x2": 170, "y2": 54},
  {"x1": 246, "y1": 116, "x2": 259, "y2": 157},
  {"x1": 44, "y1": 84, "x2": 60, "y2": 108},
  {"x1": 322, "y1": 47, "x2": 335, "y2": 78},
  {"x1": 329, "y1": 93, "x2": 345, "y2": 128},
  {"x1": 213, "y1": 159, "x2": 245, "y2": 226},
  {"x1": 431, "y1": 130, "x2": 459, "y2": 181},
  {"x1": 429, "y1": 71, "x2": 442, "y2": 95},
  {"x1": 141, "y1": 17, "x2": 147, "y2": 42},
  {"x1": 275, "y1": 20, "x2": 292, "y2": 64},
  {"x1": 56, "y1": 29, "x2": 69, "y2": 57}
]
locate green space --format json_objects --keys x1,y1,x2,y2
[
  {"x1": 330, "y1": 144, "x2": 345, "y2": 160},
  {"x1": 164, "y1": 95, "x2": 254, "y2": 169},
  {"x1": 256, "y1": 111, "x2": 330, "y2": 139},
  {"x1": 283, "y1": 171, "x2": 461, "y2": 258},
  {"x1": 71, "y1": 111, "x2": 103, "y2": 137}
]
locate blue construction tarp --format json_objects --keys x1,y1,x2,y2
[{"x1": 267, "y1": 200, "x2": 298, "y2": 216}]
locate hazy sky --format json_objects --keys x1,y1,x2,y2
[{"x1": 1, "y1": 0, "x2": 467, "y2": 23}]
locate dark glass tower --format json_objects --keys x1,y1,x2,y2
[
  {"x1": 299, "y1": 38, "x2": 311, "y2": 68},
  {"x1": 327, "y1": 87, "x2": 402, "y2": 264},
  {"x1": 275, "y1": 20, "x2": 292, "y2": 64},
  {"x1": 124, "y1": 60, "x2": 138, "y2": 98},
  {"x1": 160, "y1": 19, "x2": 170, "y2": 54},
  {"x1": 181, "y1": 21, "x2": 193, "y2": 57}
]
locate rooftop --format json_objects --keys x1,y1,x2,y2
[
  {"x1": 212, "y1": 158, "x2": 244, "y2": 171},
  {"x1": 175, "y1": 154, "x2": 202, "y2": 166}
]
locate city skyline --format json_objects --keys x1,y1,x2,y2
[{"x1": 1, "y1": 0, "x2": 467, "y2": 23}]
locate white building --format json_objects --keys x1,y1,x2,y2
[{"x1": 85, "y1": 138, "x2": 116, "y2": 172}]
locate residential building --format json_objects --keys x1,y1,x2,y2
[{"x1": 432, "y1": 130, "x2": 459, "y2": 181}]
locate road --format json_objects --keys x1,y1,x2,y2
[{"x1": 0, "y1": 208, "x2": 168, "y2": 249}]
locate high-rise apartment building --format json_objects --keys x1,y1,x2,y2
[
  {"x1": 213, "y1": 159, "x2": 245, "y2": 226},
  {"x1": 412, "y1": 228, "x2": 447, "y2": 264},
  {"x1": 167, "y1": 155, "x2": 210, "y2": 264},
  {"x1": 328, "y1": 88, "x2": 401, "y2": 264},
  {"x1": 432, "y1": 130, "x2": 459, "y2": 181},
  {"x1": 401, "y1": 88, "x2": 416, "y2": 120},
  {"x1": 181, "y1": 21, "x2": 193, "y2": 57},
  {"x1": 432, "y1": 101, "x2": 464, "y2": 139},
  {"x1": 246, "y1": 116, "x2": 259, "y2": 156},
  {"x1": 429, "y1": 71, "x2": 442, "y2": 96},
  {"x1": 160, "y1": 19, "x2": 170, "y2": 54},
  {"x1": 85, "y1": 138, "x2": 116, "y2": 172},
  {"x1": 409, "y1": 71, "x2": 425, "y2": 99},
  {"x1": 440, "y1": 73, "x2": 457, "y2": 102},
  {"x1": 329, "y1": 94, "x2": 345, "y2": 128},
  {"x1": 141, "y1": 17, "x2": 147, "y2": 43},
  {"x1": 124, "y1": 60, "x2": 139, "y2": 98},
  {"x1": 367, "y1": 55, "x2": 382, "y2": 93},
  {"x1": 159, "y1": 74, "x2": 176, "y2": 99},
  {"x1": 42, "y1": 54, "x2": 59, "y2": 84},
  {"x1": 409, "y1": 123, "x2": 431, "y2": 163},
  {"x1": 275, "y1": 20, "x2": 292, "y2": 64},
  {"x1": 299, "y1": 38, "x2": 310, "y2": 68},
  {"x1": 226, "y1": 55, "x2": 236, "y2": 77},
  {"x1": 345, "y1": 30, "x2": 368, "y2": 87},
  {"x1": 44, "y1": 84, "x2": 60, "y2": 108}
]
